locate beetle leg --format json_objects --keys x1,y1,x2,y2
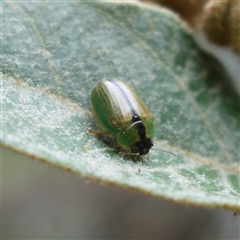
[
  {"x1": 114, "y1": 145, "x2": 122, "y2": 153},
  {"x1": 118, "y1": 151, "x2": 140, "y2": 162},
  {"x1": 118, "y1": 151, "x2": 139, "y2": 157},
  {"x1": 87, "y1": 127, "x2": 105, "y2": 135},
  {"x1": 113, "y1": 138, "x2": 120, "y2": 153},
  {"x1": 114, "y1": 144, "x2": 140, "y2": 157},
  {"x1": 113, "y1": 138, "x2": 140, "y2": 160}
]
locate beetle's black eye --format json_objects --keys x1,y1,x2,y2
[
  {"x1": 131, "y1": 138, "x2": 153, "y2": 155},
  {"x1": 131, "y1": 145, "x2": 138, "y2": 153}
]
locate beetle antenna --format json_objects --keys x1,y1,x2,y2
[
  {"x1": 160, "y1": 149, "x2": 175, "y2": 156},
  {"x1": 152, "y1": 148, "x2": 176, "y2": 156}
]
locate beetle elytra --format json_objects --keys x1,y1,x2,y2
[{"x1": 89, "y1": 80, "x2": 154, "y2": 157}]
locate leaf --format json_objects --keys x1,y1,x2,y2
[{"x1": 2, "y1": 1, "x2": 239, "y2": 211}]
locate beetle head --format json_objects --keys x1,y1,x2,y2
[{"x1": 130, "y1": 138, "x2": 154, "y2": 155}]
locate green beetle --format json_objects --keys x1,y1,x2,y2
[{"x1": 90, "y1": 80, "x2": 154, "y2": 156}]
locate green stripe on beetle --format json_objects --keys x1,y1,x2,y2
[{"x1": 90, "y1": 80, "x2": 154, "y2": 156}]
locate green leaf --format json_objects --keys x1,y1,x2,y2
[{"x1": 2, "y1": 1, "x2": 239, "y2": 211}]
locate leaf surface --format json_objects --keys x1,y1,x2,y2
[{"x1": 2, "y1": 1, "x2": 239, "y2": 210}]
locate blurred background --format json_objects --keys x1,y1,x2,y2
[{"x1": 2, "y1": 146, "x2": 239, "y2": 239}]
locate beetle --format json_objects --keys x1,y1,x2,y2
[{"x1": 89, "y1": 80, "x2": 154, "y2": 156}]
